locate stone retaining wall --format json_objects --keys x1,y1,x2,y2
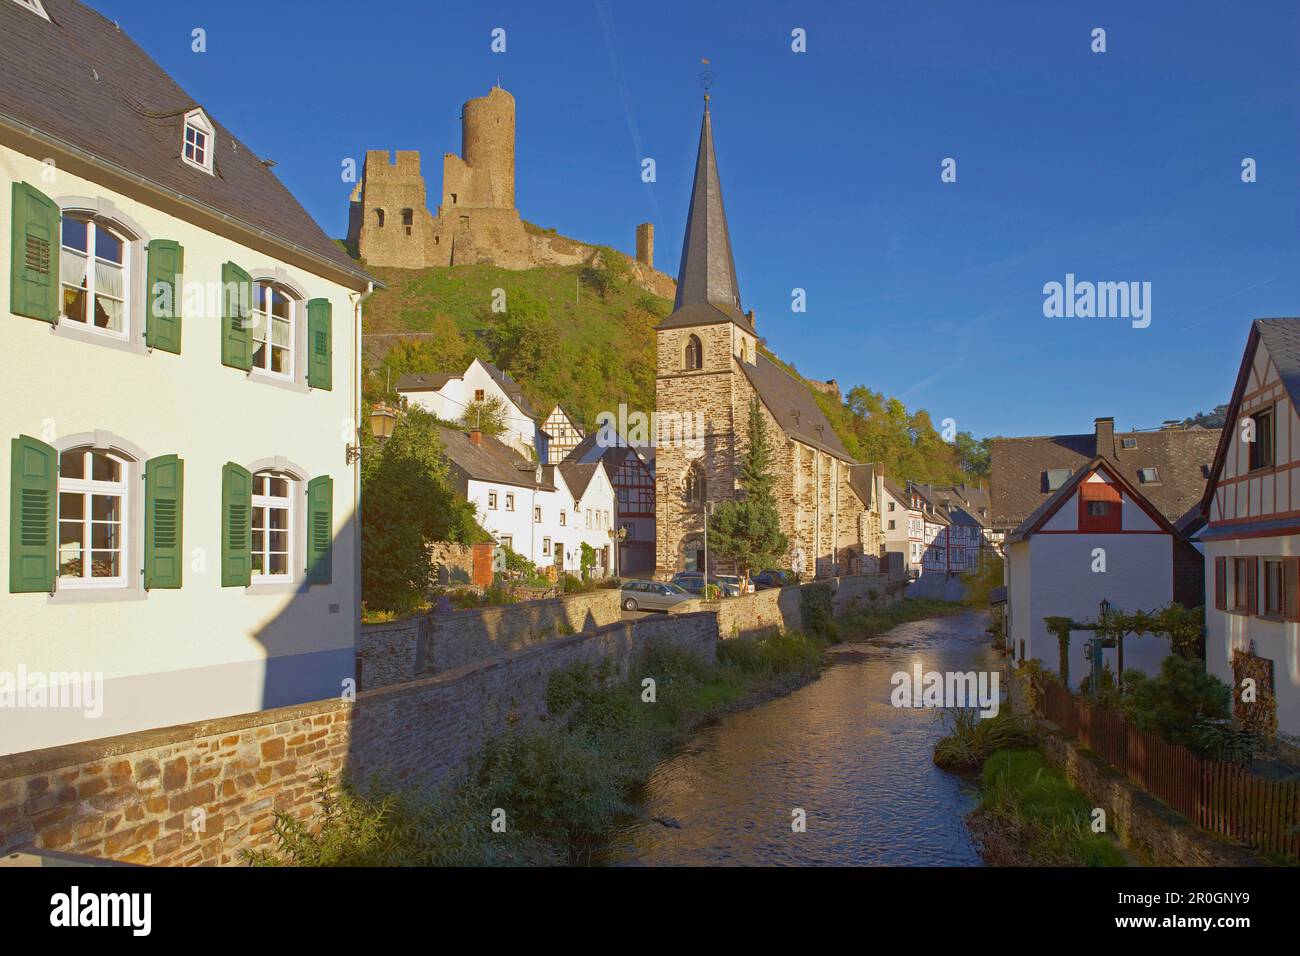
[
  {"x1": 0, "y1": 611, "x2": 717, "y2": 867},
  {"x1": 357, "y1": 588, "x2": 623, "y2": 689}
]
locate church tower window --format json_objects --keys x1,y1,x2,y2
[{"x1": 685, "y1": 334, "x2": 702, "y2": 371}]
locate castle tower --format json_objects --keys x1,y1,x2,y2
[
  {"x1": 347, "y1": 150, "x2": 438, "y2": 270},
  {"x1": 654, "y1": 95, "x2": 759, "y2": 575},
  {"x1": 636, "y1": 222, "x2": 654, "y2": 267},
  {"x1": 443, "y1": 85, "x2": 516, "y2": 211}
]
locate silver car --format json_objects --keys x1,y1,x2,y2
[{"x1": 621, "y1": 580, "x2": 695, "y2": 612}]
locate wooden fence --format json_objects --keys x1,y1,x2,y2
[{"x1": 1033, "y1": 676, "x2": 1300, "y2": 860}]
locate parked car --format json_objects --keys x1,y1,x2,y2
[
  {"x1": 620, "y1": 580, "x2": 695, "y2": 612},
  {"x1": 713, "y1": 574, "x2": 753, "y2": 595},
  {"x1": 751, "y1": 570, "x2": 790, "y2": 590},
  {"x1": 670, "y1": 572, "x2": 741, "y2": 597}
]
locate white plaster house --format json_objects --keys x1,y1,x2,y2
[
  {"x1": 1199, "y1": 318, "x2": 1300, "y2": 751},
  {"x1": 1004, "y1": 458, "x2": 1204, "y2": 689},
  {"x1": 438, "y1": 427, "x2": 617, "y2": 577},
  {"x1": 0, "y1": 0, "x2": 372, "y2": 754},
  {"x1": 397, "y1": 358, "x2": 546, "y2": 461}
]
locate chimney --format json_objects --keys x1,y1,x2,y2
[
  {"x1": 1094, "y1": 417, "x2": 1115, "y2": 458},
  {"x1": 746, "y1": 309, "x2": 756, "y2": 330},
  {"x1": 469, "y1": 430, "x2": 482, "y2": 446}
]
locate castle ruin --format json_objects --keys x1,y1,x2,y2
[{"x1": 348, "y1": 84, "x2": 671, "y2": 295}]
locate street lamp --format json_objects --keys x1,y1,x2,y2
[
  {"x1": 347, "y1": 402, "x2": 399, "y2": 463},
  {"x1": 609, "y1": 525, "x2": 627, "y2": 578}
]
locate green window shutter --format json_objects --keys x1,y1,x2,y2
[
  {"x1": 306, "y1": 298, "x2": 333, "y2": 391},
  {"x1": 10, "y1": 182, "x2": 60, "y2": 323},
  {"x1": 306, "y1": 475, "x2": 333, "y2": 585},
  {"x1": 9, "y1": 435, "x2": 57, "y2": 593},
  {"x1": 145, "y1": 240, "x2": 184, "y2": 354},
  {"x1": 220, "y1": 261, "x2": 253, "y2": 370},
  {"x1": 221, "y1": 462, "x2": 252, "y2": 587},
  {"x1": 144, "y1": 454, "x2": 184, "y2": 589}
]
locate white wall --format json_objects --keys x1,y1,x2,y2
[
  {"x1": 0, "y1": 145, "x2": 360, "y2": 754},
  {"x1": 1204, "y1": 537, "x2": 1300, "y2": 742},
  {"x1": 1019, "y1": 533, "x2": 1175, "y2": 688},
  {"x1": 401, "y1": 359, "x2": 538, "y2": 459}
]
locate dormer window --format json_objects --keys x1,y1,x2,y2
[
  {"x1": 1120, "y1": 437, "x2": 1137, "y2": 449},
  {"x1": 182, "y1": 109, "x2": 215, "y2": 175},
  {"x1": 1138, "y1": 467, "x2": 1161, "y2": 485}
]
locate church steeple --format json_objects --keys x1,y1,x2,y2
[{"x1": 672, "y1": 95, "x2": 744, "y2": 318}]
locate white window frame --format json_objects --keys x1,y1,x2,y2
[
  {"x1": 488, "y1": 491, "x2": 498, "y2": 510},
  {"x1": 182, "y1": 108, "x2": 215, "y2": 175},
  {"x1": 59, "y1": 215, "x2": 130, "y2": 341},
  {"x1": 250, "y1": 280, "x2": 296, "y2": 380},
  {"x1": 11, "y1": 0, "x2": 50, "y2": 20},
  {"x1": 505, "y1": 493, "x2": 515, "y2": 511},
  {"x1": 542, "y1": 537, "x2": 551, "y2": 556},
  {"x1": 534, "y1": 506, "x2": 542, "y2": 523},
  {"x1": 251, "y1": 471, "x2": 294, "y2": 583},
  {"x1": 57, "y1": 449, "x2": 129, "y2": 590}
]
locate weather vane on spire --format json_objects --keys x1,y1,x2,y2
[{"x1": 697, "y1": 57, "x2": 717, "y2": 99}]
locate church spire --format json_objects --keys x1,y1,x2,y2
[{"x1": 673, "y1": 95, "x2": 743, "y2": 316}]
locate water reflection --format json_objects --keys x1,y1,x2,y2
[{"x1": 601, "y1": 611, "x2": 999, "y2": 866}]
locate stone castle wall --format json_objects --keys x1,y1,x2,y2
[
  {"x1": 0, "y1": 611, "x2": 719, "y2": 866},
  {"x1": 347, "y1": 86, "x2": 676, "y2": 297}
]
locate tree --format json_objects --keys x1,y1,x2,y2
[
  {"x1": 371, "y1": 316, "x2": 474, "y2": 402},
  {"x1": 708, "y1": 398, "x2": 789, "y2": 578},
  {"x1": 484, "y1": 291, "x2": 557, "y2": 385},
  {"x1": 458, "y1": 395, "x2": 510, "y2": 437},
  {"x1": 953, "y1": 431, "x2": 991, "y2": 478},
  {"x1": 361, "y1": 407, "x2": 479, "y2": 613}
]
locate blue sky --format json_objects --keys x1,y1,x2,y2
[{"x1": 91, "y1": 0, "x2": 1300, "y2": 438}]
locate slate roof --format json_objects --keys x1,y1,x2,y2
[
  {"x1": 657, "y1": 98, "x2": 755, "y2": 336},
  {"x1": 0, "y1": 0, "x2": 371, "y2": 288},
  {"x1": 567, "y1": 432, "x2": 649, "y2": 473},
  {"x1": 557, "y1": 462, "x2": 600, "y2": 501},
  {"x1": 740, "y1": 355, "x2": 852, "y2": 461},
  {"x1": 990, "y1": 423, "x2": 1219, "y2": 531},
  {"x1": 882, "y1": 477, "x2": 910, "y2": 507},
  {"x1": 394, "y1": 372, "x2": 457, "y2": 392},
  {"x1": 480, "y1": 361, "x2": 536, "y2": 419},
  {"x1": 1254, "y1": 318, "x2": 1300, "y2": 408},
  {"x1": 847, "y1": 463, "x2": 876, "y2": 509},
  {"x1": 1005, "y1": 457, "x2": 1180, "y2": 543},
  {"x1": 437, "y1": 427, "x2": 552, "y2": 491}
]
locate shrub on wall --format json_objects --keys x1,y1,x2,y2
[{"x1": 799, "y1": 583, "x2": 838, "y2": 643}]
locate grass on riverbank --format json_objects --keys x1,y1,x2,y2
[
  {"x1": 933, "y1": 709, "x2": 1036, "y2": 771},
  {"x1": 245, "y1": 631, "x2": 826, "y2": 867},
  {"x1": 837, "y1": 597, "x2": 966, "y2": 641},
  {"x1": 967, "y1": 749, "x2": 1127, "y2": 867}
]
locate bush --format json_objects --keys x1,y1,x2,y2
[
  {"x1": 1121, "y1": 656, "x2": 1232, "y2": 757},
  {"x1": 933, "y1": 709, "x2": 1036, "y2": 770},
  {"x1": 799, "y1": 584, "x2": 838, "y2": 643}
]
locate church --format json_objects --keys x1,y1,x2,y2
[{"x1": 654, "y1": 96, "x2": 883, "y2": 579}]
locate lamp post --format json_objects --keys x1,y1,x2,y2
[
  {"x1": 610, "y1": 525, "x2": 627, "y2": 578},
  {"x1": 347, "y1": 403, "x2": 398, "y2": 464}
]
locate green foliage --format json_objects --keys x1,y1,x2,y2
[
  {"x1": 961, "y1": 552, "x2": 1004, "y2": 608},
  {"x1": 716, "y1": 631, "x2": 826, "y2": 680},
  {"x1": 580, "y1": 542, "x2": 596, "y2": 580},
  {"x1": 933, "y1": 709, "x2": 1036, "y2": 771},
  {"x1": 458, "y1": 395, "x2": 511, "y2": 437},
  {"x1": 837, "y1": 597, "x2": 964, "y2": 640},
  {"x1": 361, "y1": 407, "x2": 479, "y2": 613},
  {"x1": 798, "y1": 583, "x2": 838, "y2": 643},
  {"x1": 1121, "y1": 655, "x2": 1233, "y2": 757},
  {"x1": 952, "y1": 431, "x2": 991, "y2": 478},
  {"x1": 367, "y1": 316, "x2": 479, "y2": 404},
  {"x1": 978, "y1": 749, "x2": 1127, "y2": 867},
  {"x1": 708, "y1": 398, "x2": 789, "y2": 576},
  {"x1": 484, "y1": 290, "x2": 558, "y2": 386}
]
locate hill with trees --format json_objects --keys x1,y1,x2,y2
[{"x1": 357, "y1": 250, "x2": 988, "y2": 485}]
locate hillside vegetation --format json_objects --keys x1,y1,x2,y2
[{"x1": 357, "y1": 254, "x2": 987, "y2": 484}]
